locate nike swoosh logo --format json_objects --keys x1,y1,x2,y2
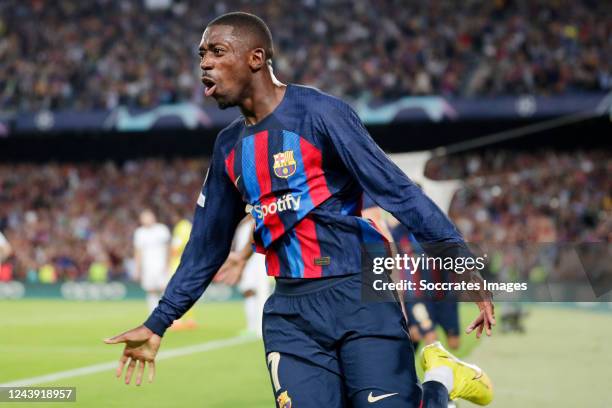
[
  {"x1": 368, "y1": 392, "x2": 398, "y2": 403},
  {"x1": 234, "y1": 175, "x2": 241, "y2": 186}
]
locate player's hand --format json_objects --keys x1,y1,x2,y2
[
  {"x1": 215, "y1": 251, "x2": 246, "y2": 286},
  {"x1": 465, "y1": 271, "x2": 496, "y2": 338},
  {"x1": 104, "y1": 325, "x2": 161, "y2": 385},
  {"x1": 466, "y1": 299, "x2": 496, "y2": 338}
]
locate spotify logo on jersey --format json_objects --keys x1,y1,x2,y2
[{"x1": 251, "y1": 194, "x2": 301, "y2": 219}]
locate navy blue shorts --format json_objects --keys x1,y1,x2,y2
[
  {"x1": 429, "y1": 301, "x2": 460, "y2": 338},
  {"x1": 262, "y1": 273, "x2": 422, "y2": 408}
]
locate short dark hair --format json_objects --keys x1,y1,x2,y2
[{"x1": 208, "y1": 12, "x2": 274, "y2": 62}]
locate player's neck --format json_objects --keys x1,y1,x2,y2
[{"x1": 240, "y1": 71, "x2": 286, "y2": 126}]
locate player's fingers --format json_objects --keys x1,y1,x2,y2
[
  {"x1": 476, "y1": 322, "x2": 484, "y2": 338},
  {"x1": 116, "y1": 354, "x2": 128, "y2": 378},
  {"x1": 135, "y1": 360, "x2": 145, "y2": 386},
  {"x1": 224, "y1": 271, "x2": 234, "y2": 285},
  {"x1": 465, "y1": 323, "x2": 475, "y2": 333},
  {"x1": 465, "y1": 312, "x2": 484, "y2": 333},
  {"x1": 148, "y1": 361, "x2": 156, "y2": 383},
  {"x1": 485, "y1": 303, "x2": 496, "y2": 326},
  {"x1": 104, "y1": 333, "x2": 127, "y2": 344},
  {"x1": 219, "y1": 272, "x2": 230, "y2": 284},
  {"x1": 485, "y1": 316, "x2": 492, "y2": 336},
  {"x1": 214, "y1": 267, "x2": 229, "y2": 283},
  {"x1": 125, "y1": 358, "x2": 137, "y2": 385},
  {"x1": 227, "y1": 272, "x2": 241, "y2": 286}
]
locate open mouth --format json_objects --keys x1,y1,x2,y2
[{"x1": 201, "y1": 77, "x2": 217, "y2": 97}]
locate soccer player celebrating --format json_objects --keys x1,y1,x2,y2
[{"x1": 105, "y1": 12, "x2": 495, "y2": 407}]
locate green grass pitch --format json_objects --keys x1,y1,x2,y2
[{"x1": 1, "y1": 300, "x2": 611, "y2": 407}]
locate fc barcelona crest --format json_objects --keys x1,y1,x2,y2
[{"x1": 273, "y1": 150, "x2": 297, "y2": 178}]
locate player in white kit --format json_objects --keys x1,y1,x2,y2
[
  {"x1": 0, "y1": 230, "x2": 12, "y2": 263},
  {"x1": 217, "y1": 216, "x2": 271, "y2": 338},
  {"x1": 133, "y1": 209, "x2": 171, "y2": 313}
]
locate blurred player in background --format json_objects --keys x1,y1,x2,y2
[
  {"x1": 0, "y1": 230, "x2": 12, "y2": 263},
  {"x1": 106, "y1": 12, "x2": 495, "y2": 407},
  {"x1": 133, "y1": 209, "x2": 171, "y2": 314},
  {"x1": 393, "y1": 223, "x2": 461, "y2": 351},
  {"x1": 168, "y1": 215, "x2": 197, "y2": 330},
  {"x1": 364, "y1": 193, "x2": 461, "y2": 353},
  {"x1": 361, "y1": 195, "x2": 412, "y2": 324},
  {"x1": 361, "y1": 194, "x2": 394, "y2": 242},
  {"x1": 217, "y1": 216, "x2": 271, "y2": 338}
]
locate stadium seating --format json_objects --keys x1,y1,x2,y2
[{"x1": 0, "y1": 0, "x2": 609, "y2": 112}]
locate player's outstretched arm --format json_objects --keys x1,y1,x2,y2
[
  {"x1": 318, "y1": 97, "x2": 470, "y2": 256},
  {"x1": 140, "y1": 135, "x2": 244, "y2": 337},
  {"x1": 104, "y1": 325, "x2": 161, "y2": 385},
  {"x1": 104, "y1": 136, "x2": 244, "y2": 382},
  {"x1": 319, "y1": 97, "x2": 496, "y2": 336}
]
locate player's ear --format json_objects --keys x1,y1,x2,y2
[{"x1": 248, "y1": 48, "x2": 266, "y2": 71}]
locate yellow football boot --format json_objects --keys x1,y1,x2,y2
[{"x1": 421, "y1": 341, "x2": 493, "y2": 405}]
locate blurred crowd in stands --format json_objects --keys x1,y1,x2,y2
[
  {"x1": 0, "y1": 150, "x2": 608, "y2": 283},
  {"x1": 427, "y1": 149, "x2": 610, "y2": 243},
  {"x1": 1, "y1": 0, "x2": 610, "y2": 112},
  {"x1": 0, "y1": 159, "x2": 207, "y2": 283},
  {"x1": 428, "y1": 149, "x2": 610, "y2": 283}
]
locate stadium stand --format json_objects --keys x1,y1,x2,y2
[
  {"x1": 0, "y1": 0, "x2": 609, "y2": 112},
  {"x1": 0, "y1": 150, "x2": 608, "y2": 282}
]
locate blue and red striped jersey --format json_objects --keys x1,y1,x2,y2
[{"x1": 144, "y1": 84, "x2": 470, "y2": 335}]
